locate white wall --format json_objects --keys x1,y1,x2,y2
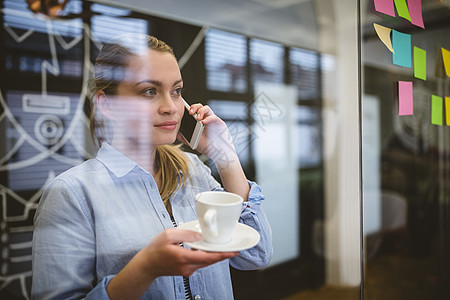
[{"x1": 316, "y1": 0, "x2": 362, "y2": 286}]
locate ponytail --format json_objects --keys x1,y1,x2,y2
[{"x1": 155, "y1": 145, "x2": 190, "y2": 215}]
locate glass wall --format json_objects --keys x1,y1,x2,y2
[
  {"x1": 361, "y1": 0, "x2": 450, "y2": 299},
  {"x1": 0, "y1": 0, "x2": 364, "y2": 299}
]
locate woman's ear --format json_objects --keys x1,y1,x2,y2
[{"x1": 96, "y1": 91, "x2": 114, "y2": 119}]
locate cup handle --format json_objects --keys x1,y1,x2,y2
[{"x1": 204, "y1": 209, "x2": 218, "y2": 237}]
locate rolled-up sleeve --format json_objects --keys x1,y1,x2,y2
[
  {"x1": 31, "y1": 179, "x2": 111, "y2": 300},
  {"x1": 231, "y1": 181, "x2": 273, "y2": 270},
  {"x1": 186, "y1": 154, "x2": 273, "y2": 270}
]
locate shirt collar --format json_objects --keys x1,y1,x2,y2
[{"x1": 96, "y1": 143, "x2": 138, "y2": 178}]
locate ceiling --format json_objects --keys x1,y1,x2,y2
[{"x1": 94, "y1": 0, "x2": 319, "y2": 50}]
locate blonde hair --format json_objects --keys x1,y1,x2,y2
[
  {"x1": 89, "y1": 34, "x2": 190, "y2": 211},
  {"x1": 155, "y1": 145, "x2": 190, "y2": 215}
]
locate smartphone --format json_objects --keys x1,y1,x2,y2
[{"x1": 179, "y1": 98, "x2": 204, "y2": 149}]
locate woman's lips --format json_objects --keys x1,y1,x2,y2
[{"x1": 154, "y1": 121, "x2": 177, "y2": 130}]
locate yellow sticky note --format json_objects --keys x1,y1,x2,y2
[
  {"x1": 442, "y1": 48, "x2": 450, "y2": 77},
  {"x1": 374, "y1": 23, "x2": 395, "y2": 53}
]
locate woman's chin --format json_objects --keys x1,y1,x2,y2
[{"x1": 153, "y1": 136, "x2": 178, "y2": 147}]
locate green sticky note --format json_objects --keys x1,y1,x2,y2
[
  {"x1": 431, "y1": 95, "x2": 443, "y2": 126},
  {"x1": 414, "y1": 47, "x2": 426, "y2": 80},
  {"x1": 446, "y1": 97, "x2": 450, "y2": 126},
  {"x1": 394, "y1": 0, "x2": 412, "y2": 21}
]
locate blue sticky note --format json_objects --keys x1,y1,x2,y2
[{"x1": 392, "y1": 30, "x2": 411, "y2": 68}]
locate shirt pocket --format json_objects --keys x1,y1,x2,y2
[{"x1": 172, "y1": 183, "x2": 205, "y2": 220}]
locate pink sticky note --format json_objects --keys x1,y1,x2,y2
[
  {"x1": 398, "y1": 81, "x2": 413, "y2": 115},
  {"x1": 374, "y1": 0, "x2": 396, "y2": 17},
  {"x1": 407, "y1": 0, "x2": 425, "y2": 28}
]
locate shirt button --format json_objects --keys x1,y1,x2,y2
[{"x1": 194, "y1": 295, "x2": 201, "y2": 300}]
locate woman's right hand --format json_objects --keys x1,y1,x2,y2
[
  {"x1": 107, "y1": 228, "x2": 239, "y2": 300},
  {"x1": 140, "y1": 228, "x2": 239, "y2": 278}
]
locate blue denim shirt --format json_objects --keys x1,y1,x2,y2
[{"x1": 31, "y1": 143, "x2": 273, "y2": 300}]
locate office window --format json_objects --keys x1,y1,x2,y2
[
  {"x1": 320, "y1": 53, "x2": 336, "y2": 102},
  {"x1": 205, "y1": 29, "x2": 248, "y2": 93},
  {"x1": 295, "y1": 106, "x2": 321, "y2": 168},
  {"x1": 250, "y1": 38, "x2": 284, "y2": 86},
  {"x1": 290, "y1": 48, "x2": 320, "y2": 100},
  {"x1": 207, "y1": 100, "x2": 250, "y2": 169},
  {"x1": 91, "y1": 4, "x2": 148, "y2": 43}
]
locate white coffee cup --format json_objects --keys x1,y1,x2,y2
[{"x1": 195, "y1": 191, "x2": 243, "y2": 244}]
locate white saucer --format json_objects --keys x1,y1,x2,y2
[{"x1": 178, "y1": 220, "x2": 260, "y2": 252}]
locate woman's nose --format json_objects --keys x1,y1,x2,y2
[{"x1": 159, "y1": 94, "x2": 177, "y2": 114}]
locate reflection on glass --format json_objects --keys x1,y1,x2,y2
[
  {"x1": 0, "y1": 2, "x2": 150, "y2": 298},
  {"x1": 0, "y1": 1, "x2": 332, "y2": 299},
  {"x1": 363, "y1": 95, "x2": 381, "y2": 237},
  {"x1": 6, "y1": 90, "x2": 87, "y2": 191}
]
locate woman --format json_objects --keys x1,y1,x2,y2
[{"x1": 31, "y1": 34, "x2": 272, "y2": 300}]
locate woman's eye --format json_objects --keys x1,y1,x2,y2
[
  {"x1": 142, "y1": 88, "x2": 156, "y2": 97},
  {"x1": 173, "y1": 87, "x2": 182, "y2": 96}
]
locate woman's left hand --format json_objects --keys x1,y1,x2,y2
[
  {"x1": 177, "y1": 103, "x2": 236, "y2": 165},
  {"x1": 177, "y1": 103, "x2": 250, "y2": 200}
]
